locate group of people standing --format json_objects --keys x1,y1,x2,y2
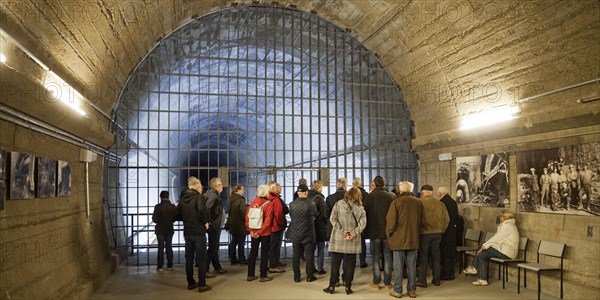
[
  {"x1": 151, "y1": 177, "x2": 228, "y2": 293},
  {"x1": 529, "y1": 162, "x2": 596, "y2": 211},
  {"x1": 152, "y1": 175, "x2": 515, "y2": 298}
]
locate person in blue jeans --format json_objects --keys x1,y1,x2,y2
[
  {"x1": 363, "y1": 176, "x2": 395, "y2": 290},
  {"x1": 152, "y1": 190, "x2": 178, "y2": 271},
  {"x1": 464, "y1": 210, "x2": 519, "y2": 286},
  {"x1": 386, "y1": 181, "x2": 424, "y2": 298},
  {"x1": 178, "y1": 177, "x2": 212, "y2": 293}
]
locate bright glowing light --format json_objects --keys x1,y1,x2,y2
[
  {"x1": 460, "y1": 107, "x2": 518, "y2": 130},
  {"x1": 0, "y1": 53, "x2": 6, "y2": 63},
  {"x1": 44, "y1": 71, "x2": 86, "y2": 116}
]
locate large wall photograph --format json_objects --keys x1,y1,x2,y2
[
  {"x1": 456, "y1": 153, "x2": 509, "y2": 207},
  {"x1": 0, "y1": 149, "x2": 5, "y2": 210},
  {"x1": 36, "y1": 157, "x2": 57, "y2": 198},
  {"x1": 517, "y1": 142, "x2": 599, "y2": 215},
  {"x1": 57, "y1": 160, "x2": 71, "y2": 197},
  {"x1": 10, "y1": 152, "x2": 35, "y2": 199}
]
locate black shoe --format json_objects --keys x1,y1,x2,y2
[
  {"x1": 187, "y1": 282, "x2": 198, "y2": 290},
  {"x1": 416, "y1": 282, "x2": 427, "y2": 288},
  {"x1": 307, "y1": 276, "x2": 317, "y2": 282},
  {"x1": 323, "y1": 286, "x2": 335, "y2": 294},
  {"x1": 360, "y1": 263, "x2": 368, "y2": 268},
  {"x1": 259, "y1": 276, "x2": 273, "y2": 282},
  {"x1": 345, "y1": 288, "x2": 353, "y2": 295},
  {"x1": 198, "y1": 285, "x2": 212, "y2": 293},
  {"x1": 294, "y1": 277, "x2": 301, "y2": 283},
  {"x1": 215, "y1": 268, "x2": 228, "y2": 274},
  {"x1": 247, "y1": 276, "x2": 258, "y2": 281},
  {"x1": 441, "y1": 275, "x2": 455, "y2": 281},
  {"x1": 433, "y1": 282, "x2": 440, "y2": 286},
  {"x1": 318, "y1": 270, "x2": 327, "y2": 275}
]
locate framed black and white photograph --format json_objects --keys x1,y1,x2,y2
[
  {"x1": 57, "y1": 160, "x2": 71, "y2": 197},
  {"x1": 10, "y1": 152, "x2": 36, "y2": 199},
  {"x1": 456, "y1": 153, "x2": 509, "y2": 207},
  {"x1": 0, "y1": 148, "x2": 5, "y2": 210},
  {"x1": 517, "y1": 142, "x2": 599, "y2": 216},
  {"x1": 0, "y1": 148, "x2": 5, "y2": 180},
  {"x1": 36, "y1": 157, "x2": 57, "y2": 198}
]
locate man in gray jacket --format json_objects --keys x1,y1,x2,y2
[
  {"x1": 205, "y1": 177, "x2": 227, "y2": 276},
  {"x1": 417, "y1": 184, "x2": 450, "y2": 288}
]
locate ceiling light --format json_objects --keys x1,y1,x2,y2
[
  {"x1": 44, "y1": 71, "x2": 86, "y2": 116},
  {"x1": 0, "y1": 53, "x2": 6, "y2": 63},
  {"x1": 460, "y1": 106, "x2": 518, "y2": 131}
]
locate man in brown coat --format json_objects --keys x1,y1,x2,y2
[
  {"x1": 417, "y1": 184, "x2": 449, "y2": 287},
  {"x1": 386, "y1": 181, "x2": 424, "y2": 298}
]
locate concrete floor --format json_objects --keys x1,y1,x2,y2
[{"x1": 92, "y1": 259, "x2": 559, "y2": 300}]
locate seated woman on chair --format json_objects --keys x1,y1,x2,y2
[{"x1": 463, "y1": 210, "x2": 519, "y2": 286}]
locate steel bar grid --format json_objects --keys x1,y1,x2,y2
[{"x1": 105, "y1": 5, "x2": 416, "y2": 266}]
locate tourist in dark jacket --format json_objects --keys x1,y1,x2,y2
[
  {"x1": 288, "y1": 184, "x2": 317, "y2": 282},
  {"x1": 438, "y1": 186, "x2": 459, "y2": 280},
  {"x1": 352, "y1": 177, "x2": 370, "y2": 268},
  {"x1": 228, "y1": 185, "x2": 248, "y2": 265},
  {"x1": 178, "y1": 177, "x2": 211, "y2": 293},
  {"x1": 205, "y1": 177, "x2": 227, "y2": 276},
  {"x1": 152, "y1": 190, "x2": 178, "y2": 271},
  {"x1": 364, "y1": 176, "x2": 395, "y2": 289},
  {"x1": 309, "y1": 180, "x2": 328, "y2": 274}
]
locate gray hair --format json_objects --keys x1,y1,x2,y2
[
  {"x1": 188, "y1": 177, "x2": 201, "y2": 189},
  {"x1": 437, "y1": 186, "x2": 449, "y2": 195},
  {"x1": 397, "y1": 181, "x2": 413, "y2": 194},
  {"x1": 336, "y1": 177, "x2": 348, "y2": 189},
  {"x1": 352, "y1": 177, "x2": 362, "y2": 187},
  {"x1": 256, "y1": 184, "x2": 270, "y2": 197},
  {"x1": 269, "y1": 182, "x2": 281, "y2": 191},
  {"x1": 209, "y1": 177, "x2": 222, "y2": 189}
]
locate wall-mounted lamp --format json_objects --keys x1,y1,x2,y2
[
  {"x1": 44, "y1": 70, "x2": 86, "y2": 116},
  {"x1": 1, "y1": 29, "x2": 86, "y2": 116},
  {"x1": 577, "y1": 97, "x2": 600, "y2": 104},
  {"x1": 460, "y1": 106, "x2": 519, "y2": 131}
]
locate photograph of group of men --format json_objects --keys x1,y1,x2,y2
[{"x1": 517, "y1": 142, "x2": 599, "y2": 215}]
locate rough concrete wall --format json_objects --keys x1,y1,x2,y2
[
  {"x1": 1, "y1": 0, "x2": 598, "y2": 147},
  {"x1": 417, "y1": 129, "x2": 600, "y2": 299},
  {"x1": 0, "y1": 120, "x2": 114, "y2": 299}
]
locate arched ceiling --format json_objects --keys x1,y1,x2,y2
[{"x1": 1, "y1": 0, "x2": 599, "y2": 151}]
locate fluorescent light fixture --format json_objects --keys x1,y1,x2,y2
[
  {"x1": 2, "y1": 29, "x2": 85, "y2": 116},
  {"x1": 460, "y1": 106, "x2": 518, "y2": 130},
  {"x1": 44, "y1": 71, "x2": 86, "y2": 116}
]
